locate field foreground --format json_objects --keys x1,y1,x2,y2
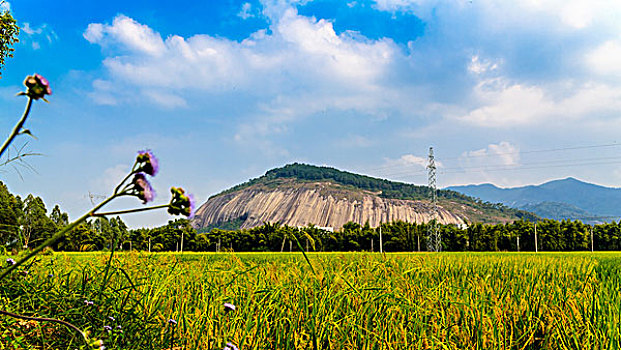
[{"x1": 1, "y1": 252, "x2": 620, "y2": 349}]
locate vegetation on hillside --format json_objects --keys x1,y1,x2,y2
[{"x1": 212, "y1": 163, "x2": 537, "y2": 223}]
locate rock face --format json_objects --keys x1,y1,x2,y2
[{"x1": 192, "y1": 180, "x2": 465, "y2": 230}]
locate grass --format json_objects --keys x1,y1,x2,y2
[{"x1": 1, "y1": 252, "x2": 620, "y2": 349}]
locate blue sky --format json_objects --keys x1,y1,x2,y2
[{"x1": 2, "y1": 0, "x2": 621, "y2": 228}]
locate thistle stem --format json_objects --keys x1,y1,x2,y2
[
  {"x1": 114, "y1": 161, "x2": 138, "y2": 195},
  {"x1": 0, "y1": 195, "x2": 115, "y2": 281},
  {"x1": 93, "y1": 204, "x2": 170, "y2": 217},
  {"x1": 0, "y1": 97, "x2": 33, "y2": 159}
]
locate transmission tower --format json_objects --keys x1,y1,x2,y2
[
  {"x1": 427, "y1": 147, "x2": 441, "y2": 252},
  {"x1": 84, "y1": 191, "x2": 106, "y2": 206}
]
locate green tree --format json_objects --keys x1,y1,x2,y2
[
  {"x1": 0, "y1": 1, "x2": 19, "y2": 77},
  {"x1": 50, "y1": 204, "x2": 69, "y2": 228},
  {"x1": 21, "y1": 194, "x2": 56, "y2": 249},
  {"x1": 0, "y1": 181, "x2": 22, "y2": 246}
]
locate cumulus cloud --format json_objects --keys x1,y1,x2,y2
[
  {"x1": 460, "y1": 77, "x2": 621, "y2": 127},
  {"x1": 0, "y1": 1, "x2": 10, "y2": 12},
  {"x1": 83, "y1": 0, "x2": 621, "y2": 157},
  {"x1": 83, "y1": 6, "x2": 406, "y2": 145},
  {"x1": 84, "y1": 15, "x2": 166, "y2": 55}
]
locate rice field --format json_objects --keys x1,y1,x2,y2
[{"x1": 1, "y1": 251, "x2": 620, "y2": 349}]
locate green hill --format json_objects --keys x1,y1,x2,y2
[{"x1": 211, "y1": 163, "x2": 537, "y2": 224}]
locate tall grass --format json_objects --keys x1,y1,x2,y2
[{"x1": 1, "y1": 252, "x2": 619, "y2": 349}]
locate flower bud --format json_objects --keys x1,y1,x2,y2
[
  {"x1": 23, "y1": 73, "x2": 52, "y2": 100},
  {"x1": 168, "y1": 187, "x2": 195, "y2": 218}
]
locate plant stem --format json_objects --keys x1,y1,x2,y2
[
  {"x1": 0, "y1": 195, "x2": 115, "y2": 281},
  {"x1": 0, "y1": 309, "x2": 88, "y2": 343},
  {"x1": 114, "y1": 161, "x2": 138, "y2": 195},
  {"x1": 93, "y1": 204, "x2": 170, "y2": 217},
  {"x1": 0, "y1": 97, "x2": 33, "y2": 159},
  {"x1": 97, "y1": 230, "x2": 118, "y2": 301}
]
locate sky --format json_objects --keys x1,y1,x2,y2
[{"x1": 2, "y1": 0, "x2": 621, "y2": 228}]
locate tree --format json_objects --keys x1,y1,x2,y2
[
  {"x1": 0, "y1": 1, "x2": 19, "y2": 77},
  {"x1": 50, "y1": 204, "x2": 69, "y2": 228},
  {"x1": 21, "y1": 194, "x2": 55, "y2": 249},
  {"x1": 0, "y1": 181, "x2": 22, "y2": 246}
]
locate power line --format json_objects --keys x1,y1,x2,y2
[
  {"x1": 370, "y1": 154, "x2": 621, "y2": 179},
  {"x1": 363, "y1": 141, "x2": 621, "y2": 174}
]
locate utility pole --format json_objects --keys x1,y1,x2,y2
[
  {"x1": 371, "y1": 239, "x2": 374, "y2": 252},
  {"x1": 181, "y1": 230, "x2": 184, "y2": 253},
  {"x1": 427, "y1": 147, "x2": 440, "y2": 252},
  {"x1": 534, "y1": 222, "x2": 538, "y2": 253},
  {"x1": 517, "y1": 236, "x2": 520, "y2": 252},
  {"x1": 379, "y1": 221, "x2": 383, "y2": 254},
  {"x1": 591, "y1": 226, "x2": 594, "y2": 253}
]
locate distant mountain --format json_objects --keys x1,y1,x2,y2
[
  {"x1": 447, "y1": 178, "x2": 621, "y2": 222},
  {"x1": 192, "y1": 163, "x2": 535, "y2": 231}
]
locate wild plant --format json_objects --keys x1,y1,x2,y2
[{"x1": 0, "y1": 75, "x2": 194, "y2": 349}]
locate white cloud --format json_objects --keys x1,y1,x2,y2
[
  {"x1": 459, "y1": 142, "x2": 520, "y2": 174},
  {"x1": 82, "y1": 0, "x2": 621, "y2": 164},
  {"x1": 460, "y1": 78, "x2": 621, "y2": 128},
  {"x1": 89, "y1": 164, "x2": 128, "y2": 194},
  {"x1": 84, "y1": 15, "x2": 166, "y2": 56},
  {"x1": 0, "y1": 1, "x2": 10, "y2": 12},
  {"x1": 468, "y1": 55, "x2": 499, "y2": 75},
  {"x1": 22, "y1": 23, "x2": 42, "y2": 35},
  {"x1": 83, "y1": 9, "x2": 401, "y2": 118},
  {"x1": 369, "y1": 153, "x2": 436, "y2": 183},
  {"x1": 397, "y1": 154, "x2": 428, "y2": 168},
  {"x1": 586, "y1": 40, "x2": 621, "y2": 79},
  {"x1": 20, "y1": 22, "x2": 57, "y2": 50},
  {"x1": 375, "y1": 0, "x2": 621, "y2": 31},
  {"x1": 238, "y1": 2, "x2": 254, "y2": 19}
]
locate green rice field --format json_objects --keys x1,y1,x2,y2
[{"x1": 1, "y1": 252, "x2": 620, "y2": 349}]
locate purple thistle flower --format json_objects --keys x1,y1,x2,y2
[
  {"x1": 20, "y1": 270, "x2": 29, "y2": 276},
  {"x1": 35, "y1": 74, "x2": 52, "y2": 95},
  {"x1": 84, "y1": 300, "x2": 94, "y2": 306},
  {"x1": 48, "y1": 273, "x2": 54, "y2": 278},
  {"x1": 117, "y1": 325, "x2": 122, "y2": 330},
  {"x1": 223, "y1": 302, "x2": 236, "y2": 313},
  {"x1": 168, "y1": 318, "x2": 177, "y2": 325},
  {"x1": 104, "y1": 325, "x2": 112, "y2": 332},
  {"x1": 23, "y1": 73, "x2": 52, "y2": 100},
  {"x1": 108, "y1": 316, "x2": 115, "y2": 322},
  {"x1": 136, "y1": 150, "x2": 159, "y2": 176},
  {"x1": 223, "y1": 342, "x2": 239, "y2": 350},
  {"x1": 6, "y1": 258, "x2": 15, "y2": 266},
  {"x1": 132, "y1": 173, "x2": 155, "y2": 203}
]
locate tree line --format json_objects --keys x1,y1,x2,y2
[{"x1": 3, "y1": 181, "x2": 621, "y2": 253}]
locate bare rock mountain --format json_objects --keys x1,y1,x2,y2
[{"x1": 192, "y1": 164, "x2": 532, "y2": 231}]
